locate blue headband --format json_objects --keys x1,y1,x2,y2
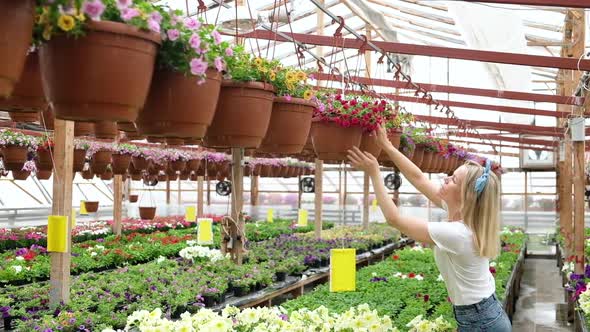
[{"x1": 474, "y1": 159, "x2": 492, "y2": 197}]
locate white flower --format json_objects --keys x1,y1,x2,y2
[
  {"x1": 95, "y1": 245, "x2": 105, "y2": 250},
  {"x1": 437, "y1": 274, "x2": 444, "y2": 282},
  {"x1": 156, "y1": 256, "x2": 166, "y2": 264},
  {"x1": 415, "y1": 275, "x2": 424, "y2": 281},
  {"x1": 15, "y1": 256, "x2": 24, "y2": 261},
  {"x1": 489, "y1": 262, "x2": 496, "y2": 267},
  {"x1": 91, "y1": 252, "x2": 98, "y2": 257},
  {"x1": 371, "y1": 272, "x2": 378, "y2": 277},
  {"x1": 11, "y1": 265, "x2": 22, "y2": 274}
]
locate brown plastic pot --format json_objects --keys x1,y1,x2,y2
[
  {"x1": 388, "y1": 130, "x2": 402, "y2": 149},
  {"x1": 39, "y1": 21, "x2": 160, "y2": 122},
  {"x1": 147, "y1": 136, "x2": 165, "y2": 143},
  {"x1": 36, "y1": 170, "x2": 52, "y2": 180},
  {"x1": 130, "y1": 172, "x2": 142, "y2": 181},
  {"x1": 411, "y1": 146, "x2": 425, "y2": 168},
  {"x1": 259, "y1": 164, "x2": 273, "y2": 177},
  {"x1": 94, "y1": 121, "x2": 119, "y2": 139},
  {"x1": 73, "y1": 149, "x2": 87, "y2": 173},
  {"x1": 0, "y1": 0, "x2": 34, "y2": 98},
  {"x1": 90, "y1": 150, "x2": 112, "y2": 174},
  {"x1": 310, "y1": 121, "x2": 363, "y2": 161},
  {"x1": 11, "y1": 169, "x2": 30, "y2": 180},
  {"x1": 117, "y1": 122, "x2": 136, "y2": 132},
  {"x1": 123, "y1": 131, "x2": 145, "y2": 141},
  {"x1": 139, "y1": 206, "x2": 156, "y2": 220},
  {"x1": 2, "y1": 145, "x2": 27, "y2": 171},
  {"x1": 258, "y1": 97, "x2": 315, "y2": 153},
  {"x1": 157, "y1": 174, "x2": 167, "y2": 182},
  {"x1": 111, "y1": 153, "x2": 131, "y2": 175},
  {"x1": 74, "y1": 122, "x2": 94, "y2": 137},
  {"x1": 129, "y1": 194, "x2": 138, "y2": 203},
  {"x1": 178, "y1": 171, "x2": 190, "y2": 181},
  {"x1": 81, "y1": 169, "x2": 94, "y2": 180},
  {"x1": 169, "y1": 160, "x2": 187, "y2": 172},
  {"x1": 84, "y1": 201, "x2": 99, "y2": 213},
  {"x1": 8, "y1": 111, "x2": 39, "y2": 123},
  {"x1": 360, "y1": 131, "x2": 382, "y2": 158},
  {"x1": 166, "y1": 138, "x2": 184, "y2": 146},
  {"x1": 137, "y1": 69, "x2": 222, "y2": 139},
  {"x1": 420, "y1": 150, "x2": 434, "y2": 172},
  {"x1": 36, "y1": 149, "x2": 53, "y2": 171},
  {"x1": 100, "y1": 170, "x2": 113, "y2": 180},
  {"x1": 187, "y1": 159, "x2": 201, "y2": 172},
  {"x1": 189, "y1": 172, "x2": 198, "y2": 181},
  {"x1": 0, "y1": 52, "x2": 46, "y2": 112},
  {"x1": 131, "y1": 156, "x2": 150, "y2": 170},
  {"x1": 203, "y1": 81, "x2": 275, "y2": 148},
  {"x1": 184, "y1": 138, "x2": 201, "y2": 145}
]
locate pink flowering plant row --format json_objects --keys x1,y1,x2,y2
[{"x1": 0, "y1": 130, "x2": 38, "y2": 149}]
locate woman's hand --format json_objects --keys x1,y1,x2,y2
[
  {"x1": 375, "y1": 125, "x2": 394, "y2": 150},
  {"x1": 347, "y1": 147, "x2": 380, "y2": 176}
]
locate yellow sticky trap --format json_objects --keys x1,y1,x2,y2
[
  {"x1": 330, "y1": 248, "x2": 356, "y2": 292},
  {"x1": 371, "y1": 199, "x2": 378, "y2": 212},
  {"x1": 185, "y1": 206, "x2": 196, "y2": 222},
  {"x1": 80, "y1": 201, "x2": 88, "y2": 215},
  {"x1": 297, "y1": 209, "x2": 308, "y2": 227},
  {"x1": 71, "y1": 209, "x2": 76, "y2": 229},
  {"x1": 267, "y1": 208, "x2": 274, "y2": 223},
  {"x1": 47, "y1": 215, "x2": 68, "y2": 253},
  {"x1": 197, "y1": 218, "x2": 213, "y2": 245}
]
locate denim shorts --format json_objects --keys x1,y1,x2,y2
[{"x1": 453, "y1": 294, "x2": 512, "y2": 331}]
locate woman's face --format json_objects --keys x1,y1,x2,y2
[{"x1": 439, "y1": 165, "x2": 467, "y2": 205}]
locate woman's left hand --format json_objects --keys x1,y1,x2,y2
[{"x1": 347, "y1": 147, "x2": 380, "y2": 176}]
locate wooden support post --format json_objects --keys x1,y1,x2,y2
[
  {"x1": 206, "y1": 178, "x2": 211, "y2": 206},
  {"x1": 49, "y1": 119, "x2": 74, "y2": 306},
  {"x1": 113, "y1": 174, "x2": 123, "y2": 236},
  {"x1": 165, "y1": 179, "x2": 171, "y2": 205},
  {"x1": 197, "y1": 176, "x2": 204, "y2": 218},
  {"x1": 251, "y1": 175, "x2": 259, "y2": 206},
  {"x1": 524, "y1": 172, "x2": 528, "y2": 231},
  {"x1": 177, "y1": 177, "x2": 181, "y2": 205},
  {"x1": 314, "y1": 159, "x2": 323, "y2": 238},
  {"x1": 297, "y1": 175, "x2": 302, "y2": 209},
  {"x1": 230, "y1": 148, "x2": 245, "y2": 264},
  {"x1": 362, "y1": 172, "x2": 370, "y2": 230}
]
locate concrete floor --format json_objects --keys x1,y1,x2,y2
[{"x1": 512, "y1": 258, "x2": 573, "y2": 332}]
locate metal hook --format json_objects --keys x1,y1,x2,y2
[
  {"x1": 358, "y1": 34, "x2": 369, "y2": 55},
  {"x1": 296, "y1": 45, "x2": 305, "y2": 59},
  {"x1": 197, "y1": 0, "x2": 208, "y2": 14},
  {"x1": 377, "y1": 53, "x2": 386, "y2": 64},
  {"x1": 317, "y1": 59, "x2": 324, "y2": 73},
  {"x1": 332, "y1": 16, "x2": 345, "y2": 38}
]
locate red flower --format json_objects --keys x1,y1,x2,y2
[
  {"x1": 489, "y1": 267, "x2": 496, "y2": 274},
  {"x1": 424, "y1": 294, "x2": 430, "y2": 302},
  {"x1": 408, "y1": 272, "x2": 416, "y2": 278},
  {"x1": 23, "y1": 251, "x2": 36, "y2": 261},
  {"x1": 392, "y1": 255, "x2": 399, "y2": 260}
]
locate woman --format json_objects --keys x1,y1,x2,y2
[{"x1": 347, "y1": 126, "x2": 511, "y2": 332}]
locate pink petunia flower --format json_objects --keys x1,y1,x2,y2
[
  {"x1": 285, "y1": 95, "x2": 292, "y2": 102},
  {"x1": 212, "y1": 30, "x2": 222, "y2": 45},
  {"x1": 190, "y1": 57, "x2": 207, "y2": 76},
  {"x1": 149, "y1": 11, "x2": 163, "y2": 24},
  {"x1": 214, "y1": 57, "x2": 224, "y2": 72},
  {"x1": 189, "y1": 34, "x2": 201, "y2": 50},
  {"x1": 184, "y1": 17, "x2": 201, "y2": 30},
  {"x1": 147, "y1": 19, "x2": 160, "y2": 33},
  {"x1": 167, "y1": 29, "x2": 180, "y2": 41},
  {"x1": 121, "y1": 7, "x2": 140, "y2": 21},
  {"x1": 225, "y1": 47, "x2": 234, "y2": 57},
  {"x1": 115, "y1": 0, "x2": 131, "y2": 10},
  {"x1": 83, "y1": 0, "x2": 106, "y2": 20}
]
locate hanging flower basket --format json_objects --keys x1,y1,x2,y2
[
  {"x1": 100, "y1": 169, "x2": 113, "y2": 181},
  {"x1": 132, "y1": 156, "x2": 150, "y2": 171},
  {"x1": 157, "y1": 173, "x2": 167, "y2": 182},
  {"x1": 118, "y1": 122, "x2": 137, "y2": 132},
  {"x1": 73, "y1": 149, "x2": 87, "y2": 173},
  {"x1": 169, "y1": 160, "x2": 187, "y2": 172},
  {"x1": 310, "y1": 121, "x2": 363, "y2": 161},
  {"x1": 0, "y1": 0, "x2": 34, "y2": 98},
  {"x1": 129, "y1": 194, "x2": 138, "y2": 203},
  {"x1": 137, "y1": 69, "x2": 222, "y2": 140},
  {"x1": 74, "y1": 122, "x2": 94, "y2": 137},
  {"x1": 111, "y1": 153, "x2": 131, "y2": 175},
  {"x1": 139, "y1": 206, "x2": 156, "y2": 220},
  {"x1": 387, "y1": 129, "x2": 403, "y2": 149},
  {"x1": 187, "y1": 159, "x2": 201, "y2": 172},
  {"x1": 203, "y1": 81, "x2": 275, "y2": 148},
  {"x1": 8, "y1": 111, "x2": 39, "y2": 123},
  {"x1": 166, "y1": 138, "x2": 184, "y2": 146},
  {"x1": 84, "y1": 201, "x2": 99, "y2": 213},
  {"x1": 2, "y1": 146, "x2": 28, "y2": 171},
  {"x1": 130, "y1": 172, "x2": 143, "y2": 181},
  {"x1": 90, "y1": 150, "x2": 113, "y2": 174},
  {"x1": 36, "y1": 170, "x2": 52, "y2": 180},
  {"x1": 39, "y1": 21, "x2": 161, "y2": 122},
  {"x1": 147, "y1": 136, "x2": 165, "y2": 143},
  {"x1": 420, "y1": 149, "x2": 434, "y2": 172},
  {"x1": 411, "y1": 145, "x2": 425, "y2": 168},
  {"x1": 0, "y1": 52, "x2": 46, "y2": 113},
  {"x1": 94, "y1": 121, "x2": 119, "y2": 140},
  {"x1": 81, "y1": 168, "x2": 94, "y2": 180},
  {"x1": 189, "y1": 172, "x2": 198, "y2": 181},
  {"x1": 184, "y1": 138, "x2": 201, "y2": 146},
  {"x1": 360, "y1": 131, "x2": 382, "y2": 158},
  {"x1": 36, "y1": 149, "x2": 53, "y2": 171},
  {"x1": 11, "y1": 169, "x2": 30, "y2": 181},
  {"x1": 178, "y1": 171, "x2": 190, "y2": 181},
  {"x1": 258, "y1": 97, "x2": 316, "y2": 153}
]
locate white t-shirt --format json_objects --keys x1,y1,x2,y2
[{"x1": 428, "y1": 221, "x2": 496, "y2": 305}]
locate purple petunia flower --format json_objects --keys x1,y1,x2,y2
[
  {"x1": 189, "y1": 34, "x2": 201, "y2": 50},
  {"x1": 121, "y1": 7, "x2": 140, "y2": 21},
  {"x1": 184, "y1": 18, "x2": 201, "y2": 30},
  {"x1": 212, "y1": 30, "x2": 222, "y2": 45},
  {"x1": 167, "y1": 29, "x2": 180, "y2": 41},
  {"x1": 147, "y1": 19, "x2": 160, "y2": 33},
  {"x1": 585, "y1": 264, "x2": 590, "y2": 279},
  {"x1": 83, "y1": 0, "x2": 105, "y2": 21},
  {"x1": 115, "y1": 0, "x2": 131, "y2": 10},
  {"x1": 190, "y1": 57, "x2": 207, "y2": 76},
  {"x1": 214, "y1": 57, "x2": 224, "y2": 72},
  {"x1": 225, "y1": 47, "x2": 234, "y2": 57},
  {"x1": 149, "y1": 11, "x2": 163, "y2": 24}
]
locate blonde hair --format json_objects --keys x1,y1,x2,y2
[{"x1": 460, "y1": 160, "x2": 501, "y2": 258}]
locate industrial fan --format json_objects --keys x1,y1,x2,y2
[{"x1": 299, "y1": 176, "x2": 315, "y2": 193}]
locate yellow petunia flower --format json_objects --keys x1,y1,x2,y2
[
  {"x1": 297, "y1": 71, "x2": 307, "y2": 81},
  {"x1": 254, "y1": 57, "x2": 263, "y2": 66},
  {"x1": 303, "y1": 89, "x2": 314, "y2": 100},
  {"x1": 286, "y1": 71, "x2": 296, "y2": 81},
  {"x1": 57, "y1": 14, "x2": 76, "y2": 32},
  {"x1": 258, "y1": 66, "x2": 268, "y2": 73},
  {"x1": 42, "y1": 25, "x2": 52, "y2": 41},
  {"x1": 269, "y1": 71, "x2": 276, "y2": 81},
  {"x1": 76, "y1": 12, "x2": 86, "y2": 22}
]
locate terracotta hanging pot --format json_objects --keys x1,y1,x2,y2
[
  {"x1": 94, "y1": 121, "x2": 119, "y2": 140},
  {"x1": 169, "y1": 160, "x2": 187, "y2": 172},
  {"x1": 2, "y1": 146, "x2": 28, "y2": 171},
  {"x1": 360, "y1": 131, "x2": 383, "y2": 159},
  {"x1": 187, "y1": 159, "x2": 201, "y2": 172},
  {"x1": 189, "y1": 172, "x2": 198, "y2": 181},
  {"x1": 0, "y1": 0, "x2": 34, "y2": 98},
  {"x1": 131, "y1": 156, "x2": 150, "y2": 170},
  {"x1": 81, "y1": 169, "x2": 94, "y2": 180},
  {"x1": 100, "y1": 169, "x2": 113, "y2": 181},
  {"x1": 123, "y1": 132, "x2": 145, "y2": 141},
  {"x1": 139, "y1": 206, "x2": 156, "y2": 220},
  {"x1": 117, "y1": 122, "x2": 136, "y2": 132},
  {"x1": 41, "y1": 107, "x2": 55, "y2": 130},
  {"x1": 130, "y1": 172, "x2": 143, "y2": 181},
  {"x1": 36, "y1": 149, "x2": 53, "y2": 171},
  {"x1": 166, "y1": 138, "x2": 185, "y2": 146},
  {"x1": 73, "y1": 149, "x2": 87, "y2": 173},
  {"x1": 39, "y1": 21, "x2": 161, "y2": 122},
  {"x1": 259, "y1": 164, "x2": 273, "y2": 177},
  {"x1": 129, "y1": 194, "x2": 138, "y2": 203},
  {"x1": 84, "y1": 201, "x2": 99, "y2": 213},
  {"x1": 215, "y1": 172, "x2": 226, "y2": 182},
  {"x1": 203, "y1": 81, "x2": 275, "y2": 148},
  {"x1": 36, "y1": 170, "x2": 52, "y2": 180},
  {"x1": 111, "y1": 153, "x2": 131, "y2": 175},
  {"x1": 90, "y1": 150, "x2": 112, "y2": 174},
  {"x1": 420, "y1": 149, "x2": 434, "y2": 172},
  {"x1": 184, "y1": 138, "x2": 201, "y2": 145},
  {"x1": 310, "y1": 121, "x2": 363, "y2": 161},
  {"x1": 195, "y1": 163, "x2": 206, "y2": 177},
  {"x1": 8, "y1": 111, "x2": 39, "y2": 123},
  {"x1": 157, "y1": 173, "x2": 167, "y2": 181},
  {"x1": 178, "y1": 171, "x2": 190, "y2": 181},
  {"x1": 258, "y1": 96, "x2": 315, "y2": 153},
  {"x1": 11, "y1": 169, "x2": 30, "y2": 180},
  {"x1": 388, "y1": 129, "x2": 403, "y2": 149},
  {"x1": 74, "y1": 122, "x2": 94, "y2": 137},
  {"x1": 411, "y1": 145, "x2": 425, "y2": 168},
  {"x1": 147, "y1": 136, "x2": 165, "y2": 143},
  {"x1": 137, "y1": 69, "x2": 222, "y2": 139},
  {"x1": 0, "y1": 52, "x2": 46, "y2": 113},
  {"x1": 153, "y1": 161, "x2": 167, "y2": 172}
]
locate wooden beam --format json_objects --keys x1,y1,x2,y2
[
  {"x1": 165, "y1": 178, "x2": 171, "y2": 204},
  {"x1": 177, "y1": 177, "x2": 181, "y2": 205},
  {"x1": 49, "y1": 119, "x2": 74, "y2": 306},
  {"x1": 230, "y1": 148, "x2": 245, "y2": 264},
  {"x1": 197, "y1": 176, "x2": 204, "y2": 218},
  {"x1": 314, "y1": 159, "x2": 323, "y2": 238},
  {"x1": 251, "y1": 175, "x2": 259, "y2": 206},
  {"x1": 113, "y1": 175, "x2": 123, "y2": 236}
]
